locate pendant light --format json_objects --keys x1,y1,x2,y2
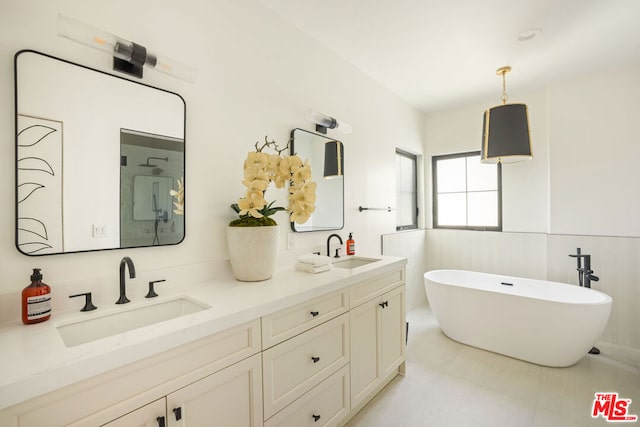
[
  {"x1": 323, "y1": 140, "x2": 344, "y2": 178},
  {"x1": 481, "y1": 66, "x2": 532, "y2": 164}
]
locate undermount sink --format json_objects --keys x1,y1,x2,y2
[
  {"x1": 57, "y1": 297, "x2": 210, "y2": 347},
  {"x1": 332, "y1": 257, "x2": 380, "y2": 269}
]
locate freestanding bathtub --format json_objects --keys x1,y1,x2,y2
[{"x1": 423, "y1": 270, "x2": 612, "y2": 367}]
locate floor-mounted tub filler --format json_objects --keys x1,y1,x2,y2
[{"x1": 423, "y1": 270, "x2": 612, "y2": 367}]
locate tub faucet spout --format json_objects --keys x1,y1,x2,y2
[{"x1": 569, "y1": 248, "x2": 598, "y2": 289}]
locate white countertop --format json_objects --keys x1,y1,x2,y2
[{"x1": 0, "y1": 255, "x2": 406, "y2": 410}]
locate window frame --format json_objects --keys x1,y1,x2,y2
[
  {"x1": 432, "y1": 150, "x2": 502, "y2": 231},
  {"x1": 395, "y1": 148, "x2": 419, "y2": 231}
]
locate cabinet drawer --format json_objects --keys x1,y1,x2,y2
[
  {"x1": 4, "y1": 320, "x2": 261, "y2": 427},
  {"x1": 262, "y1": 290, "x2": 348, "y2": 348},
  {"x1": 263, "y1": 313, "x2": 349, "y2": 419},
  {"x1": 264, "y1": 364, "x2": 350, "y2": 427},
  {"x1": 350, "y1": 269, "x2": 404, "y2": 308}
]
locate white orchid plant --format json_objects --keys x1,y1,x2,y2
[
  {"x1": 170, "y1": 177, "x2": 184, "y2": 215},
  {"x1": 230, "y1": 136, "x2": 316, "y2": 227}
]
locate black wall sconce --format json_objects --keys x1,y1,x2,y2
[
  {"x1": 304, "y1": 109, "x2": 352, "y2": 135},
  {"x1": 481, "y1": 66, "x2": 532, "y2": 164},
  {"x1": 56, "y1": 14, "x2": 196, "y2": 83}
]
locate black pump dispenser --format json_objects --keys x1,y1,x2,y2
[{"x1": 30, "y1": 268, "x2": 43, "y2": 282}]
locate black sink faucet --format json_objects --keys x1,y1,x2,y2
[
  {"x1": 569, "y1": 248, "x2": 600, "y2": 288},
  {"x1": 326, "y1": 234, "x2": 343, "y2": 257},
  {"x1": 116, "y1": 256, "x2": 136, "y2": 304}
]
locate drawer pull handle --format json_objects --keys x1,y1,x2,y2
[
  {"x1": 173, "y1": 407, "x2": 182, "y2": 421},
  {"x1": 157, "y1": 416, "x2": 166, "y2": 427},
  {"x1": 311, "y1": 356, "x2": 320, "y2": 363},
  {"x1": 310, "y1": 311, "x2": 319, "y2": 317},
  {"x1": 379, "y1": 301, "x2": 389, "y2": 308},
  {"x1": 313, "y1": 414, "x2": 321, "y2": 422}
]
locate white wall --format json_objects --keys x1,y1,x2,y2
[
  {"x1": 0, "y1": 1, "x2": 423, "y2": 301},
  {"x1": 423, "y1": 64, "x2": 640, "y2": 366},
  {"x1": 382, "y1": 230, "x2": 427, "y2": 311}
]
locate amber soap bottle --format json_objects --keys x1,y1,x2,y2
[
  {"x1": 22, "y1": 268, "x2": 52, "y2": 324},
  {"x1": 346, "y1": 233, "x2": 356, "y2": 255}
]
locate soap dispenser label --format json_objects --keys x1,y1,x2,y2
[{"x1": 26, "y1": 295, "x2": 51, "y2": 320}]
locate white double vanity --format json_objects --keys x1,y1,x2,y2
[{"x1": 0, "y1": 256, "x2": 406, "y2": 426}]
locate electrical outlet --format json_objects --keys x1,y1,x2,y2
[
  {"x1": 287, "y1": 233, "x2": 295, "y2": 250},
  {"x1": 92, "y1": 224, "x2": 110, "y2": 238}
]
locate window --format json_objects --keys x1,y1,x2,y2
[
  {"x1": 432, "y1": 151, "x2": 501, "y2": 230},
  {"x1": 396, "y1": 149, "x2": 418, "y2": 230}
]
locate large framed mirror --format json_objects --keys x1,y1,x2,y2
[
  {"x1": 290, "y1": 128, "x2": 344, "y2": 232},
  {"x1": 15, "y1": 50, "x2": 185, "y2": 256}
]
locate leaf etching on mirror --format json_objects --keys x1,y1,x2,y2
[
  {"x1": 18, "y1": 217, "x2": 49, "y2": 240},
  {"x1": 18, "y1": 241, "x2": 54, "y2": 255},
  {"x1": 16, "y1": 112, "x2": 64, "y2": 255},
  {"x1": 17, "y1": 156, "x2": 55, "y2": 175},
  {"x1": 17, "y1": 217, "x2": 52, "y2": 255},
  {"x1": 17, "y1": 182, "x2": 45, "y2": 203},
  {"x1": 17, "y1": 124, "x2": 57, "y2": 147}
]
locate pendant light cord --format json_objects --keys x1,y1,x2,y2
[
  {"x1": 501, "y1": 72, "x2": 508, "y2": 105},
  {"x1": 496, "y1": 65, "x2": 511, "y2": 105}
]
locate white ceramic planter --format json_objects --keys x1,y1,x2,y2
[{"x1": 227, "y1": 225, "x2": 279, "y2": 281}]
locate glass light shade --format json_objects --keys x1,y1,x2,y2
[
  {"x1": 304, "y1": 109, "x2": 352, "y2": 134},
  {"x1": 56, "y1": 14, "x2": 196, "y2": 83},
  {"x1": 481, "y1": 103, "x2": 532, "y2": 164},
  {"x1": 323, "y1": 141, "x2": 344, "y2": 178}
]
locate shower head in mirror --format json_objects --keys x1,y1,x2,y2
[{"x1": 139, "y1": 156, "x2": 168, "y2": 167}]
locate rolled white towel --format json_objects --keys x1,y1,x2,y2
[
  {"x1": 297, "y1": 254, "x2": 332, "y2": 267},
  {"x1": 295, "y1": 262, "x2": 332, "y2": 274}
]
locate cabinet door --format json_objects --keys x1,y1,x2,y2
[
  {"x1": 349, "y1": 285, "x2": 406, "y2": 411},
  {"x1": 349, "y1": 297, "x2": 381, "y2": 410},
  {"x1": 166, "y1": 353, "x2": 262, "y2": 427},
  {"x1": 101, "y1": 398, "x2": 166, "y2": 427},
  {"x1": 380, "y1": 286, "x2": 406, "y2": 378}
]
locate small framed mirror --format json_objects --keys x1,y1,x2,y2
[
  {"x1": 290, "y1": 128, "x2": 344, "y2": 232},
  {"x1": 15, "y1": 50, "x2": 185, "y2": 255}
]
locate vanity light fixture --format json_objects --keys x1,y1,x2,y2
[
  {"x1": 56, "y1": 14, "x2": 196, "y2": 83},
  {"x1": 323, "y1": 140, "x2": 344, "y2": 178},
  {"x1": 304, "y1": 109, "x2": 352, "y2": 135},
  {"x1": 481, "y1": 66, "x2": 532, "y2": 164}
]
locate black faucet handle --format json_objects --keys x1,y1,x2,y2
[
  {"x1": 69, "y1": 292, "x2": 98, "y2": 312},
  {"x1": 146, "y1": 279, "x2": 166, "y2": 298},
  {"x1": 569, "y1": 247, "x2": 589, "y2": 258}
]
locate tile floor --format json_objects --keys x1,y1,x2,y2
[{"x1": 346, "y1": 305, "x2": 640, "y2": 427}]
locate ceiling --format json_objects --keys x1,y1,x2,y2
[{"x1": 260, "y1": 0, "x2": 640, "y2": 112}]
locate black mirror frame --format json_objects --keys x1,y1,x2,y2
[{"x1": 14, "y1": 49, "x2": 186, "y2": 256}]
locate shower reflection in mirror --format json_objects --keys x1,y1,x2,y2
[{"x1": 120, "y1": 129, "x2": 184, "y2": 247}]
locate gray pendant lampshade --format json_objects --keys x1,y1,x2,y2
[
  {"x1": 323, "y1": 141, "x2": 344, "y2": 178},
  {"x1": 481, "y1": 66, "x2": 532, "y2": 164},
  {"x1": 481, "y1": 103, "x2": 532, "y2": 164}
]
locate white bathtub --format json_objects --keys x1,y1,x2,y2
[{"x1": 423, "y1": 269, "x2": 612, "y2": 367}]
